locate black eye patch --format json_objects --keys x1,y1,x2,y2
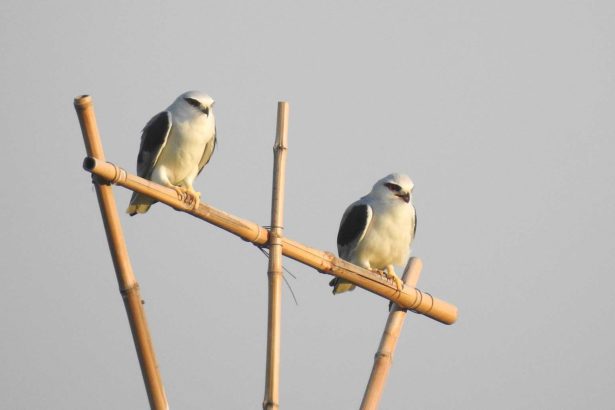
[
  {"x1": 184, "y1": 97, "x2": 201, "y2": 109},
  {"x1": 384, "y1": 182, "x2": 402, "y2": 192}
]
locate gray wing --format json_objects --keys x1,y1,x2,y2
[
  {"x1": 336, "y1": 202, "x2": 373, "y2": 260},
  {"x1": 197, "y1": 126, "x2": 217, "y2": 176},
  {"x1": 136, "y1": 111, "x2": 172, "y2": 178}
]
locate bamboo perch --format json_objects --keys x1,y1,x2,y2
[
  {"x1": 82, "y1": 157, "x2": 458, "y2": 325},
  {"x1": 263, "y1": 102, "x2": 289, "y2": 410},
  {"x1": 360, "y1": 257, "x2": 423, "y2": 410},
  {"x1": 74, "y1": 96, "x2": 168, "y2": 410}
]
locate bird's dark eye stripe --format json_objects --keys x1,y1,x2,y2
[
  {"x1": 385, "y1": 182, "x2": 401, "y2": 192},
  {"x1": 184, "y1": 97, "x2": 201, "y2": 108}
]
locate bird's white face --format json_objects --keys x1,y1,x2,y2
[
  {"x1": 373, "y1": 173, "x2": 414, "y2": 204},
  {"x1": 174, "y1": 91, "x2": 215, "y2": 117}
]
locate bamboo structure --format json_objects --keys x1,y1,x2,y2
[
  {"x1": 77, "y1": 95, "x2": 460, "y2": 409},
  {"x1": 360, "y1": 257, "x2": 423, "y2": 410},
  {"x1": 263, "y1": 102, "x2": 289, "y2": 410},
  {"x1": 74, "y1": 96, "x2": 168, "y2": 410},
  {"x1": 81, "y1": 157, "x2": 458, "y2": 325}
]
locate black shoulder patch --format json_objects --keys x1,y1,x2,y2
[
  {"x1": 337, "y1": 204, "x2": 369, "y2": 247},
  {"x1": 141, "y1": 112, "x2": 170, "y2": 153},
  {"x1": 136, "y1": 112, "x2": 171, "y2": 178}
]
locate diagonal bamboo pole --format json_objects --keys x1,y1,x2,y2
[
  {"x1": 263, "y1": 102, "x2": 289, "y2": 410},
  {"x1": 74, "y1": 96, "x2": 168, "y2": 410},
  {"x1": 360, "y1": 257, "x2": 423, "y2": 410},
  {"x1": 82, "y1": 158, "x2": 458, "y2": 325}
]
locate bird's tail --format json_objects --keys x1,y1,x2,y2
[
  {"x1": 329, "y1": 278, "x2": 356, "y2": 294},
  {"x1": 126, "y1": 192, "x2": 156, "y2": 216}
]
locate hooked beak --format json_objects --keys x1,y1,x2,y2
[{"x1": 396, "y1": 192, "x2": 410, "y2": 203}]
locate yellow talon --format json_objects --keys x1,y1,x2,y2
[
  {"x1": 167, "y1": 185, "x2": 201, "y2": 209},
  {"x1": 385, "y1": 265, "x2": 403, "y2": 294},
  {"x1": 187, "y1": 190, "x2": 201, "y2": 210},
  {"x1": 170, "y1": 185, "x2": 187, "y2": 201}
]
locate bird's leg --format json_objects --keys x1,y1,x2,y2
[
  {"x1": 168, "y1": 185, "x2": 187, "y2": 201},
  {"x1": 384, "y1": 264, "x2": 404, "y2": 294},
  {"x1": 184, "y1": 188, "x2": 201, "y2": 210},
  {"x1": 166, "y1": 183, "x2": 201, "y2": 210}
]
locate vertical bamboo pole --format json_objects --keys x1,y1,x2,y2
[
  {"x1": 74, "y1": 95, "x2": 168, "y2": 410},
  {"x1": 263, "y1": 102, "x2": 289, "y2": 410},
  {"x1": 360, "y1": 257, "x2": 423, "y2": 410}
]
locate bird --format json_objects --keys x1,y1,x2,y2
[
  {"x1": 126, "y1": 91, "x2": 217, "y2": 216},
  {"x1": 330, "y1": 173, "x2": 417, "y2": 294}
]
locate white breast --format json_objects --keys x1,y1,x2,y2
[
  {"x1": 352, "y1": 201, "x2": 415, "y2": 269},
  {"x1": 156, "y1": 114, "x2": 215, "y2": 184}
]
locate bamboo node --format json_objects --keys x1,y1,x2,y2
[
  {"x1": 262, "y1": 400, "x2": 279, "y2": 410},
  {"x1": 119, "y1": 283, "x2": 140, "y2": 297},
  {"x1": 374, "y1": 351, "x2": 393, "y2": 361}
]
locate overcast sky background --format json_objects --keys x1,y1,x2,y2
[{"x1": 1, "y1": 1, "x2": 614, "y2": 409}]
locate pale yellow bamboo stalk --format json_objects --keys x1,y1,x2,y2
[
  {"x1": 263, "y1": 102, "x2": 289, "y2": 410},
  {"x1": 82, "y1": 157, "x2": 458, "y2": 325},
  {"x1": 360, "y1": 257, "x2": 423, "y2": 410},
  {"x1": 74, "y1": 95, "x2": 168, "y2": 410}
]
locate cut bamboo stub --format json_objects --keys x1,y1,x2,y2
[
  {"x1": 360, "y1": 257, "x2": 423, "y2": 410},
  {"x1": 75, "y1": 96, "x2": 169, "y2": 410},
  {"x1": 263, "y1": 101, "x2": 289, "y2": 410},
  {"x1": 82, "y1": 157, "x2": 458, "y2": 325}
]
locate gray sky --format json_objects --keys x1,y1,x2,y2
[{"x1": 2, "y1": 1, "x2": 614, "y2": 409}]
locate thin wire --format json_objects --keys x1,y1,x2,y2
[
  {"x1": 257, "y1": 247, "x2": 299, "y2": 306},
  {"x1": 258, "y1": 247, "x2": 297, "y2": 279},
  {"x1": 258, "y1": 231, "x2": 411, "y2": 306}
]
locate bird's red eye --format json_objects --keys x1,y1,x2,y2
[{"x1": 385, "y1": 182, "x2": 401, "y2": 192}]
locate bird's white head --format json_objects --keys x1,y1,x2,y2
[
  {"x1": 372, "y1": 173, "x2": 414, "y2": 203},
  {"x1": 172, "y1": 91, "x2": 215, "y2": 117}
]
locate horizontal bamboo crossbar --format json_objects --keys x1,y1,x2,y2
[{"x1": 83, "y1": 157, "x2": 458, "y2": 325}]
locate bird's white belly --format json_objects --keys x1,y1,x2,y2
[
  {"x1": 353, "y1": 205, "x2": 413, "y2": 269},
  {"x1": 155, "y1": 120, "x2": 213, "y2": 184}
]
